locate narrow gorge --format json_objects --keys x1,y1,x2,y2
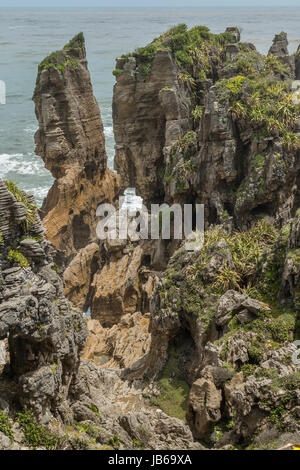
[{"x1": 0, "y1": 25, "x2": 299, "y2": 450}]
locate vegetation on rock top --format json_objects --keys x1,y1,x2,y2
[
  {"x1": 38, "y1": 32, "x2": 85, "y2": 75},
  {"x1": 119, "y1": 23, "x2": 235, "y2": 78}
]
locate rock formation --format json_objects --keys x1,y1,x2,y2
[
  {"x1": 113, "y1": 26, "x2": 299, "y2": 227},
  {"x1": 33, "y1": 33, "x2": 119, "y2": 262},
  {"x1": 1, "y1": 26, "x2": 299, "y2": 451},
  {"x1": 108, "y1": 26, "x2": 300, "y2": 449},
  {"x1": 0, "y1": 179, "x2": 87, "y2": 425}
]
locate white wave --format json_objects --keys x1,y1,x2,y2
[
  {"x1": 0, "y1": 153, "x2": 24, "y2": 176},
  {"x1": 24, "y1": 126, "x2": 37, "y2": 134},
  {"x1": 30, "y1": 186, "x2": 50, "y2": 200},
  {"x1": 104, "y1": 126, "x2": 114, "y2": 138},
  {"x1": 121, "y1": 188, "x2": 143, "y2": 211},
  {"x1": 0, "y1": 153, "x2": 49, "y2": 177}
]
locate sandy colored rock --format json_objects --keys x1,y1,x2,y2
[
  {"x1": 33, "y1": 33, "x2": 119, "y2": 260},
  {"x1": 186, "y1": 375, "x2": 222, "y2": 439},
  {"x1": 63, "y1": 242, "x2": 100, "y2": 310},
  {"x1": 82, "y1": 313, "x2": 151, "y2": 368}
]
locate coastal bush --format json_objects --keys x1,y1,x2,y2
[
  {"x1": 17, "y1": 411, "x2": 65, "y2": 450},
  {"x1": 38, "y1": 33, "x2": 84, "y2": 75},
  {"x1": 122, "y1": 23, "x2": 234, "y2": 78},
  {"x1": 219, "y1": 58, "x2": 300, "y2": 147},
  {"x1": 0, "y1": 411, "x2": 14, "y2": 441},
  {"x1": 63, "y1": 32, "x2": 85, "y2": 51},
  {"x1": 4, "y1": 180, "x2": 37, "y2": 230},
  {"x1": 7, "y1": 249, "x2": 29, "y2": 268}
]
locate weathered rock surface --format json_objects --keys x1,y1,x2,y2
[
  {"x1": 2, "y1": 25, "x2": 300, "y2": 451},
  {"x1": 127, "y1": 217, "x2": 300, "y2": 448},
  {"x1": 0, "y1": 179, "x2": 87, "y2": 424},
  {"x1": 113, "y1": 26, "x2": 299, "y2": 227},
  {"x1": 268, "y1": 32, "x2": 293, "y2": 72},
  {"x1": 82, "y1": 314, "x2": 151, "y2": 368},
  {"x1": 33, "y1": 33, "x2": 119, "y2": 261},
  {"x1": 69, "y1": 360, "x2": 196, "y2": 450},
  {"x1": 63, "y1": 242, "x2": 100, "y2": 311},
  {"x1": 113, "y1": 49, "x2": 193, "y2": 207}
]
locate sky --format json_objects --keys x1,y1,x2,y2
[{"x1": 1, "y1": 0, "x2": 300, "y2": 8}]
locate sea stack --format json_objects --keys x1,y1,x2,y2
[{"x1": 33, "y1": 33, "x2": 119, "y2": 261}]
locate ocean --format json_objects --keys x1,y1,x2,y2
[{"x1": 1, "y1": 7, "x2": 300, "y2": 205}]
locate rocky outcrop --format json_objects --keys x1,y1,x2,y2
[
  {"x1": 63, "y1": 242, "x2": 100, "y2": 311},
  {"x1": 2, "y1": 24, "x2": 299, "y2": 451},
  {"x1": 113, "y1": 26, "x2": 299, "y2": 227},
  {"x1": 69, "y1": 360, "x2": 197, "y2": 450},
  {"x1": 0, "y1": 179, "x2": 87, "y2": 423},
  {"x1": 113, "y1": 48, "x2": 193, "y2": 206},
  {"x1": 116, "y1": 214, "x2": 300, "y2": 449},
  {"x1": 268, "y1": 32, "x2": 293, "y2": 72},
  {"x1": 33, "y1": 33, "x2": 119, "y2": 261},
  {"x1": 186, "y1": 374, "x2": 222, "y2": 439},
  {"x1": 82, "y1": 314, "x2": 151, "y2": 368}
]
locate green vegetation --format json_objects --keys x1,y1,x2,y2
[
  {"x1": 109, "y1": 434, "x2": 120, "y2": 450},
  {"x1": 192, "y1": 105, "x2": 203, "y2": 121},
  {"x1": 63, "y1": 32, "x2": 85, "y2": 51},
  {"x1": 7, "y1": 249, "x2": 29, "y2": 268},
  {"x1": 150, "y1": 344, "x2": 190, "y2": 421},
  {"x1": 75, "y1": 421, "x2": 102, "y2": 439},
  {"x1": 0, "y1": 411, "x2": 14, "y2": 441},
  {"x1": 88, "y1": 403, "x2": 101, "y2": 421},
  {"x1": 4, "y1": 180, "x2": 37, "y2": 230},
  {"x1": 171, "y1": 131, "x2": 197, "y2": 160},
  {"x1": 39, "y1": 51, "x2": 79, "y2": 74},
  {"x1": 121, "y1": 23, "x2": 234, "y2": 78},
  {"x1": 112, "y1": 68, "x2": 124, "y2": 76},
  {"x1": 17, "y1": 411, "x2": 65, "y2": 450},
  {"x1": 218, "y1": 64, "x2": 300, "y2": 148},
  {"x1": 38, "y1": 33, "x2": 85, "y2": 74}
]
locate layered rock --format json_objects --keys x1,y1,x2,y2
[
  {"x1": 0, "y1": 179, "x2": 87, "y2": 423},
  {"x1": 82, "y1": 313, "x2": 151, "y2": 368},
  {"x1": 268, "y1": 31, "x2": 293, "y2": 72},
  {"x1": 113, "y1": 48, "x2": 193, "y2": 206},
  {"x1": 3, "y1": 24, "x2": 298, "y2": 451},
  {"x1": 128, "y1": 217, "x2": 300, "y2": 448},
  {"x1": 113, "y1": 26, "x2": 300, "y2": 227},
  {"x1": 33, "y1": 33, "x2": 119, "y2": 261}
]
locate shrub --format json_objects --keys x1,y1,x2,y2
[
  {"x1": 7, "y1": 249, "x2": 29, "y2": 268},
  {"x1": 17, "y1": 411, "x2": 64, "y2": 450},
  {"x1": 4, "y1": 180, "x2": 37, "y2": 230},
  {"x1": 0, "y1": 411, "x2": 14, "y2": 441}
]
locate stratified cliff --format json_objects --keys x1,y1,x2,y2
[
  {"x1": 113, "y1": 26, "x2": 299, "y2": 226},
  {"x1": 4, "y1": 25, "x2": 298, "y2": 451},
  {"x1": 33, "y1": 33, "x2": 119, "y2": 262},
  {"x1": 0, "y1": 179, "x2": 88, "y2": 448},
  {"x1": 109, "y1": 26, "x2": 300, "y2": 449},
  {"x1": 0, "y1": 180, "x2": 196, "y2": 450}
]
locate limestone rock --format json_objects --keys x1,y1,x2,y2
[
  {"x1": 33, "y1": 33, "x2": 119, "y2": 260},
  {"x1": 0, "y1": 179, "x2": 87, "y2": 422},
  {"x1": 186, "y1": 375, "x2": 222, "y2": 439},
  {"x1": 63, "y1": 242, "x2": 100, "y2": 310},
  {"x1": 82, "y1": 313, "x2": 151, "y2": 368}
]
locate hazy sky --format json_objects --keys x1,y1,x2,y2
[{"x1": 1, "y1": 0, "x2": 300, "y2": 8}]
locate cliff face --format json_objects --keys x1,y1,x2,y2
[
  {"x1": 108, "y1": 26, "x2": 300, "y2": 449},
  {"x1": 0, "y1": 180, "x2": 195, "y2": 450},
  {"x1": 0, "y1": 179, "x2": 87, "y2": 425},
  {"x1": 113, "y1": 26, "x2": 300, "y2": 227},
  {"x1": 113, "y1": 49, "x2": 193, "y2": 206},
  {"x1": 3, "y1": 25, "x2": 298, "y2": 451},
  {"x1": 33, "y1": 33, "x2": 119, "y2": 261}
]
